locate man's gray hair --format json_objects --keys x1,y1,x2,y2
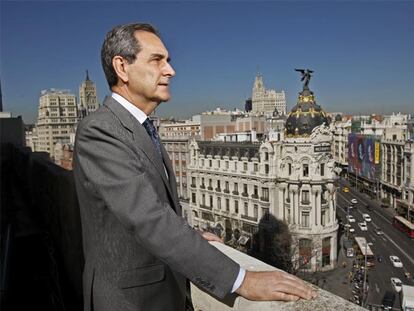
[{"x1": 101, "y1": 23, "x2": 160, "y2": 88}]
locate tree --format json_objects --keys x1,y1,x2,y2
[{"x1": 248, "y1": 212, "x2": 293, "y2": 273}]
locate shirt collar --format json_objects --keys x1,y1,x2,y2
[{"x1": 111, "y1": 92, "x2": 147, "y2": 124}]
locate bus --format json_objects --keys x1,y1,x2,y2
[
  {"x1": 354, "y1": 236, "x2": 375, "y2": 267},
  {"x1": 393, "y1": 216, "x2": 414, "y2": 239}
]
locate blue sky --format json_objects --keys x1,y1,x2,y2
[{"x1": 1, "y1": 1, "x2": 413, "y2": 123}]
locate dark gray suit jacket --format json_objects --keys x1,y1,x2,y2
[{"x1": 73, "y1": 96, "x2": 239, "y2": 311}]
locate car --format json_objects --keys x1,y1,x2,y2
[
  {"x1": 347, "y1": 215, "x2": 356, "y2": 223},
  {"x1": 390, "y1": 255, "x2": 403, "y2": 268},
  {"x1": 391, "y1": 277, "x2": 402, "y2": 292},
  {"x1": 358, "y1": 222, "x2": 368, "y2": 231},
  {"x1": 382, "y1": 291, "x2": 395, "y2": 310},
  {"x1": 342, "y1": 187, "x2": 350, "y2": 193},
  {"x1": 362, "y1": 213, "x2": 372, "y2": 222},
  {"x1": 374, "y1": 227, "x2": 384, "y2": 235},
  {"x1": 344, "y1": 224, "x2": 355, "y2": 233},
  {"x1": 351, "y1": 198, "x2": 358, "y2": 204}
]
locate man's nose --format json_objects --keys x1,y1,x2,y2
[{"x1": 163, "y1": 62, "x2": 175, "y2": 77}]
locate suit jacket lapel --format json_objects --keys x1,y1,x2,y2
[
  {"x1": 103, "y1": 97, "x2": 177, "y2": 211},
  {"x1": 160, "y1": 143, "x2": 182, "y2": 216}
]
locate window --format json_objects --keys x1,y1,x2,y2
[
  {"x1": 244, "y1": 202, "x2": 248, "y2": 216},
  {"x1": 254, "y1": 163, "x2": 258, "y2": 172},
  {"x1": 217, "y1": 180, "x2": 221, "y2": 189},
  {"x1": 265, "y1": 164, "x2": 269, "y2": 174},
  {"x1": 262, "y1": 187, "x2": 269, "y2": 200},
  {"x1": 303, "y1": 164, "x2": 309, "y2": 177},
  {"x1": 243, "y1": 184, "x2": 248, "y2": 194},
  {"x1": 288, "y1": 163, "x2": 292, "y2": 175},
  {"x1": 302, "y1": 190, "x2": 310, "y2": 204},
  {"x1": 225, "y1": 181, "x2": 229, "y2": 191},
  {"x1": 225, "y1": 161, "x2": 229, "y2": 169},
  {"x1": 209, "y1": 179, "x2": 212, "y2": 187},
  {"x1": 225, "y1": 198, "x2": 230, "y2": 211},
  {"x1": 234, "y1": 182, "x2": 238, "y2": 191},
  {"x1": 234, "y1": 162, "x2": 237, "y2": 170},
  {"x1": 192, "y1": 177, "x2": 196, "y2": 186},
  {"x1": 243, "y1": 162, "x2": 248, "y2": 171},
  {"x1": 301, "y1": 211, "x2": 310, "y2": 227},
  {"x1": 217, "y1": 197, "x2": 221, "y2": 210},
  {"x1": 201, "y1": 178, "x2": 205, "y2": 187},
  {"x1": 264, "y1": 152, "x2": 269, "y2": 161},
  {"x1": 209, "y1": 159, "x2": 212, "y2": 167},
  {"x1": 209, "y1": 195, "x2": 213, "y2": 207},
  {"x1": 320, "y1": 163, "x2": 325, "y2": 176},
  {"x1": 254, "y1": 205, "x2": 258, "y2": 219},
  {"x1": 254, "y1": 185, "x2": 258, "y2": 195},
  {"x1": 201, "y1": 159, "x2": 204, "y2": 166},
  {"x1": 234, "y1": 201, "x2": 239, "y2": 214},
  {"x1": 202, "y1": 194, "x2": 205, "y2": 205}
]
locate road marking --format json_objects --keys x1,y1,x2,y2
[{"x1": 383, "y1": 232, "x2": 414, "y2": 265}]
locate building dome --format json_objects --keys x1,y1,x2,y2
[{"x1": 285, "y1": 73, "x2": 329, "y2": 137}]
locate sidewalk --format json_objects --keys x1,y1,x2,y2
[{"x1": 302, "y1": 234, "x2": 354, "y2": 302}]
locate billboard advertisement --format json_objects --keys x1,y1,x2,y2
[{"x1": 348, "y1": 134, "x2": 381, "y2": 180}]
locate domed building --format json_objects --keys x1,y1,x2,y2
[
  {"x1": 186, "y1": 70, "x2": 338, "y2": 273},
  {"x1": 277, "y1": 69, "x2": 338, "y2": 272}
]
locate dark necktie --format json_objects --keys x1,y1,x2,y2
[{"x1": 142, "y1": 118, "x2": 162, "y2": 158}]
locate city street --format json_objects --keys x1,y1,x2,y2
[{"x1": 336, "y1": 179, "x2": 414, "y2": 309}]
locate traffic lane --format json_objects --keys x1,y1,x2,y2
[
  {"x1": 337, "y1": 203, "x2": 414, "y2": 305},
  {"x1": 337, "y1": 192, "x2": 414, "y2": 266}
]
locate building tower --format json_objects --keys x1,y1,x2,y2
[
  {"x1": 79, "y1": 70, "x2": 99, "y2": 118},
  {"x1": 279, "y1": 69, "x2": 338, "y2": 271},
  {"x1": 251, "y1": 73, "x2": 286, "y2": 116},
  {"x1": 36, "y1": 89, "x2": 79, "y2": 158}
]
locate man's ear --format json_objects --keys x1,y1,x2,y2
[{"x1": 112, "y1": 56, "x2": 129, "y2": 84}]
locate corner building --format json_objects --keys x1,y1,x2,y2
[{"x1": 188, "y1": 77, "x2": 338, "y2": 272}]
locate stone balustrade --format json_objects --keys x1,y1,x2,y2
[{"x1": 190, "y1": 242, "x2": 365, "y2": 311}]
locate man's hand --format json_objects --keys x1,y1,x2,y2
[
  {"x1": 198, "y1": 230, "x2": 224, "y2": 243},
  {"x1": 236, "y1": 270, "x2": 317, "y2": 301}
]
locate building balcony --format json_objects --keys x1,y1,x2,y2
[
  {"x1": 207, "y1": 186, "x2": 213, "y2": 191},
  {"x1": 190, "y1": 184, "x2": 197, "y2": 188},
  {"x1": 260, "y1": 196, "x2": 269, "y2": 202},
  {"x1": 223, "y1": 189, "x2": 230, "y2": 194},
  {"x1": 251, "y1": 194, "x2": 259, "y2": 199},
  {"x1": 232, "y1": 190, "x2": 239, "y2": 195},
  {"x1": 200, "y1": 204, "x2": 213, "y2": 211},
  {"x1": 241, "y1": 214, "x2": 258, "y2": 222},
  {"x1": 200, "y1": 184, "x2": 206, "y2": 189},
  {"x1": 241, "y1": 192, "x2": 249, "y2": 197},
  {"x1": 215, "y1": 187, "x2": 222, "y2": 192}
]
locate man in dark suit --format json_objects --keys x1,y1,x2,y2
[{"x1": 73, "y1": 23, "x2": 316, "y2": 311}]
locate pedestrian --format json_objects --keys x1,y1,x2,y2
[{"x1": 73, "y1": 22, "x2": 317, "y2": 311}]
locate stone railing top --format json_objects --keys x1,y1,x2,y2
[{"x1": 190, "y1": 242, "x2": 365, "y2": 311}]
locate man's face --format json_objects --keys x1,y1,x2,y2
[{"x1": 124, "y1": 31, "x2": 175, "y2": 106}]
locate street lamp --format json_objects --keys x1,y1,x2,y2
[{"x1": 363, "y1": 241, "x2": 373, "y2": 307}]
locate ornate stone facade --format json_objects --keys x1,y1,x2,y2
[
  {"x1": 78, "y1": 70, "x2": 99, "y2": 118},
  {"x1": 252, "y1": 74, "x2": 286, "y2": 116}
]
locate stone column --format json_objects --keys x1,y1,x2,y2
[{"x1": 290, "y1": 184, "x2": 299, "y2": 225}]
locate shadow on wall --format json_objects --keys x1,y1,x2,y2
[{"x1": 1, "y1": 144, "x2": 84, "y2": 309}]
